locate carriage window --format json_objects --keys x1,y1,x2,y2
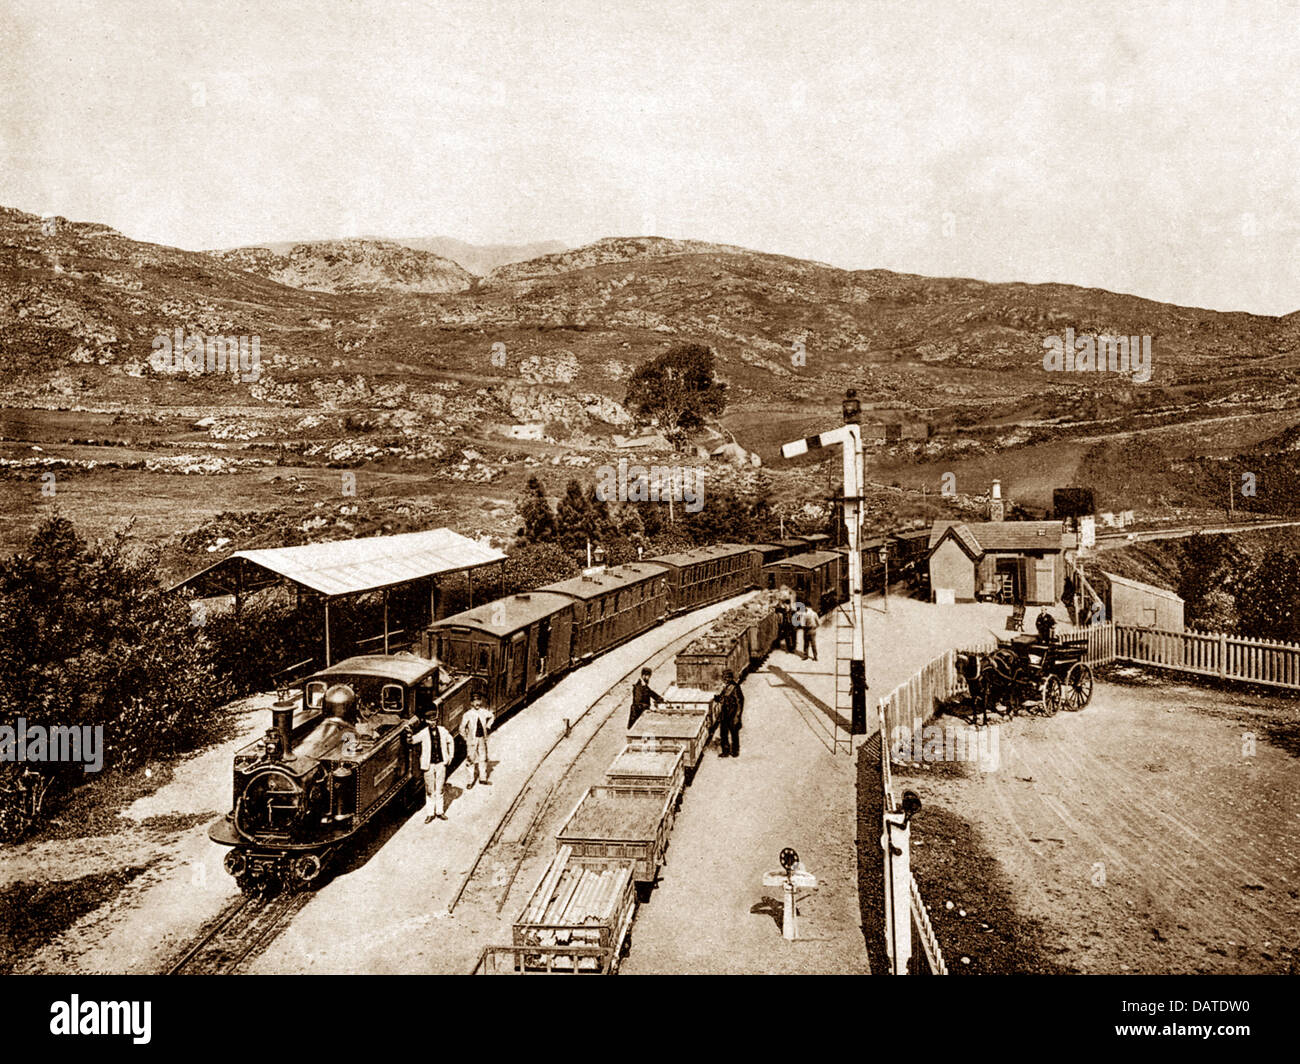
[
  {"x1": 477, "y1": 646, "x2": 490, "y2": 673},
  {"x1": 305, "y1": 681, "x2": 327, "y2": 710},
  {"x1": 380, "y1": 684, "x2": 405, "y2": 714}
]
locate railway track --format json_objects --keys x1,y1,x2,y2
[
  {"x1": 447, "y1": 598, "x2": 744, "y2": 923},
  {"x1": 166, "y1": 891, "x2": 313, "y2": 975}
]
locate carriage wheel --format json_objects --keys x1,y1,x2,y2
[
  {"x1": 1039, "y1": 675, "x2": 1062, "y2": 716},
  {"x1": 1063, "y1": 663, "x2": 1093, "y2": 710}
]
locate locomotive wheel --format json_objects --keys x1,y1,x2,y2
[
  {"x1": 1039, "y1": 675, "x2": 1062, "y2": 716},
  {"x1": 1063, "y1": 663, "x2": 1093, "y2": 710}
]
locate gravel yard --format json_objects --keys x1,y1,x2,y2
[{"x1": 895, "y1": 670, "x2": 1300, "y2": 974}]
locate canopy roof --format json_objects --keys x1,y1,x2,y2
[{"x1": 172, "y1": 528, "x2": 505, "y2": 599}]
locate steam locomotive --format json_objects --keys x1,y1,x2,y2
[
  {"x1": 208, "y1": 654, "x2": 474, "y2": 894},
  {"x1": 209, "y1": 530, "x2": 926, "y2": 893}
]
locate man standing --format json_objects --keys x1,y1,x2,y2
[
  {"x1": 716, "y1": 670, "x2": 744, "y2": 758},
  {"x1": 776, "y1": 596, "x2": 795, "y2": 653},
  {"x1": 628, "y1": 667, "x2": 663, "y2": 729},
  {"x1": 1062, "y1": 572, "x2": 1078, "y2": 626},
  {"x1": 800, "y1": 602, "x2": 820, "y2": 661},
  {"x1": 414, "y1": 719, "x2": 455, "y2": 822},
  {"x1": 460, "y1": 698, "x2": 495, "y2": 787}
]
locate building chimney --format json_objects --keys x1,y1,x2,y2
[{"x1": 989, "y1": 479, "x2": 1006, "y2": 522}]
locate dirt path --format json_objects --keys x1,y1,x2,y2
[{"x1": 897, "y1": 671, "x2": 1300, "y2": 973}]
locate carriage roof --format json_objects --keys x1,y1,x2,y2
[
  {"x1": 539, "y1": 562, "x2": 669, "y2": 600},
  {"x1": 428, "y1": 591, "x2": 573, "y2": 637},
  {"x1": 646, "y1": 543, "x2": 755, "y2": 568},
  {"x1": 764, "y1": 550, "x2": 842, "y2": 570}
]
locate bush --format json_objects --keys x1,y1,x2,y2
[{"x1": 0, "y1": 516, "x2": 229, "y2": 839}]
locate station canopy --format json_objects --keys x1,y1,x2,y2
[{"x1": 172, "y1": 528, "x2": 506, "y2": 601}]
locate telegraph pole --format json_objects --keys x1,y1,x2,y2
[{"x1": 782, "y1": 390, "x2": 868, "y2": 734}]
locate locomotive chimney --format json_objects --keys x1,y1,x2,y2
[{"x1": 271, "y1": 705, "x2": 294, "y2": 758}]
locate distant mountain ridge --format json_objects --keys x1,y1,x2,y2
[
  {"x1": 210, "y1": 240, "x2": 474, "y2": 294},
  {"x1": 225, "y1": 235, "x2": 568, "y2": 276}
]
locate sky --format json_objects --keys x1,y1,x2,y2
[{"x1": 3, "y1": 0, "x2": 1299, "y2": 314}]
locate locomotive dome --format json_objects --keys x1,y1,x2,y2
[{"x1": 323, "y1": 684, "x2": 358, "y2": 718}]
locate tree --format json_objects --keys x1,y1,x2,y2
[
  {"x1": 1235, "y1": 549, "x2": 1300, "y2": 643},
  {"x1": 624, "y1": 343, "x2": 727, "y2": 446},
  {"x1": 519, "y1": 476, "x2": 557, "y2": 544},
  {"x1": 554, "y1": 479, "x2": 609, "y2": 556}
]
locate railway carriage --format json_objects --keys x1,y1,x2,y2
[
  {"x1": 538, "y1": 562, "x2": 669, "y2": 660},
  {"x1": 425, "y1": 591, "x2": 576, "y2": 715},
  {"x1": 750, "y1": 542, "x2": 788, "y2": 566},
  {"x1": 890, "y1": 528, "x2": 932, "y2": 574},
  {"x1": 761, "y1": 550, "x2": 843, "y2": 613},
  {"x1": 648, "y1": 543, "x2": 761, "y2": 614},
  {"x1": 771, "y1": 537, "x2": 811, "y2": 559}
]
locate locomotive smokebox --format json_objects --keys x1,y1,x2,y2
[{"x1": 271, "y1": 706, "x2": 294, "y2": 757}]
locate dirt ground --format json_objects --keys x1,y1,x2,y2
[{"x1": 896, "y1": 669, "x2": 1300, "y2": 974}]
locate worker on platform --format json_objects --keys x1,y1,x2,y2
[
  {"x1": 776, "y1": 594, "x2": 796, "y2": 653},
  {"x1": 628, "y1": 667, "x2": 663, "y2": 729},
  {"x1": 716, "y1": 670, "x2": 745, "y2": 758},
  {"x1": 797, "y1": 601, "x2": 821, "y2": 661},
  {"x1": 460, "y1": 697, "x2": 495, "y2": 787},
  {"x1": 414, "y1": 719, "x2": 455, "y2": 822}
]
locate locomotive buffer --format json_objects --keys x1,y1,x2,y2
[{"x1": 781, "y1": 392, "x2": 868, "y2": 741}]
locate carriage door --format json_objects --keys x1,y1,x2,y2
[{"x1": 508, "y1": 632, "x2": 527, "y2": 699}]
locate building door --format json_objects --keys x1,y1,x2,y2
[{"x1": 1033, "y1": 558, "x2": 1054, "y2": 604}]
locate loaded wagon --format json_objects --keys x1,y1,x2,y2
[
  {"x1": 556, "y1": 785, "x2": 675, "y2": 890},
  {"x1": 674, "y1": 629, "x2": 750, "y2": 689},
  {"x1": 659, "y1": 684, "x2": 719, "y2": 733},
  {"x1": 673, "y1": 592, "x2": 780, "y2": 689},
  {"x1": 502, "y1": 846, "x2": 638, "y2": 974},
  {"x1": 604, "y1": 744, "x2": 686, "y2": 811},
  {"x1": 627, "y1": 709, "x2": 712, "y2": 772}
]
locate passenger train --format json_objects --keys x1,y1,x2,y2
[{"x1": 208, "y1": 530, "x2": 928, "y2": 892}]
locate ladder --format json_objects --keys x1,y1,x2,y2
[{"x1": 832, "y1": 606, "x2": 855, "y2": 754}]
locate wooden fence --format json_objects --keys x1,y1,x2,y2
[{"x1": 1117, "y1": 625, "x2": 1300, "y2": 690}]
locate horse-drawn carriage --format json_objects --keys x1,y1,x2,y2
[{"x1": 956, "y1": 631, "x2": 1093, "y2": 722}]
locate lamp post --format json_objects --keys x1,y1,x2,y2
[{"x1": 879, "y1": 544, "x2": 889, "y2": 614}]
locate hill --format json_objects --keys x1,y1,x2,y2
[
  {"x1": 240, "y1": 235, "x2": 568, "y2": 277},
  {"x1": 4, "y1": 204, "x2": 1300, "y2": 545},
  {"x1": 210, "y1": 239, "x2": 474, "y2": 294}
]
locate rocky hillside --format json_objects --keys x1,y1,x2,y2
[
  {"x1": 4, "y1": 204, "x2": 1300, "y2": 460},
  {"x1": 211, "y1": 239, "x2": 474, "y2": 294},
  {"x1": 246, "y1": 235, "x2": 567, "y2": 276}
]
